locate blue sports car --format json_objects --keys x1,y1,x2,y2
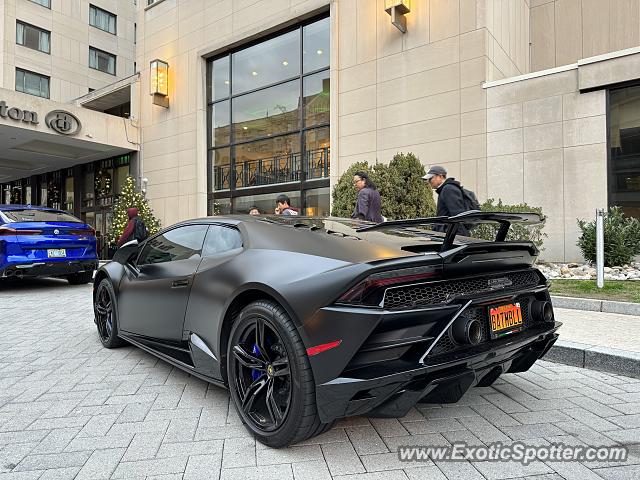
[{"x1": 0, "y1": 204, "x2": 98, "y2": 284}]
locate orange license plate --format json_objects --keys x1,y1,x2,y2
[{"x1": 489, "y1": 303, "x2": 523, "y2": 338}]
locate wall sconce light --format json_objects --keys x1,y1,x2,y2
[
  {"x1": 150, "y1": 59, "x2": 169, "y2": 107},
  {"x1": 385, "y1": 0, "x2": 411, "y2": 33}
]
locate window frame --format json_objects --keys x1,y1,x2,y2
[
  {"x1": 89, "y1": 4, "x2": 117, "y2": 35},
  {"x1": 89, "y1": 46, "x2": 117, "y2": 75},
  {"x1": 16, "y1": 20, "x2": 51, "y2": 54},
  {"x1": 15, "y1": 67, "x2": 50, "y2": 99}
]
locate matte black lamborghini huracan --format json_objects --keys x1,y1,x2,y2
[{"x1": 93, "y1": 212, "x2": 560, "y2": 447}]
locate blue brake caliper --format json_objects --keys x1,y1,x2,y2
[{"x1": 251, "y1": 344, "x2": 261, "y2": 381}]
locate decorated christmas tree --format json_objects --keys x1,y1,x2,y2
[{"x1": 107, "y1": 176, "x2": 161, "y2": 245}]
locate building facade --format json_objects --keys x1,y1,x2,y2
[
  {"x1": 0, "y1": 0, "x2": 140, "y2": 257},
  {"x1": 2, "y1": 0, "x2": 640, "y2": 262}
]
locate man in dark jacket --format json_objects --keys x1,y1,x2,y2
[
  {"x1": 423, "y1": 165, "x2": 470, "y2": 236},
  {"x1": 117, "y1": 207, "x2": 141, "y2": 247},
  {"x1": 351, "y1": 171, "x2": 383, "y2": 223}
]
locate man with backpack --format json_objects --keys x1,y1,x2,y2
[
  {"x1": 423, "y1": 165, "x2": 480, "y2": 236},
  {"x1": 116, "y1": 207, "x2": 148, "y2": 247}
]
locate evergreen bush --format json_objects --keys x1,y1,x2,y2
[{"x1": 577, "y1": 206, "x2": 640, "y2": 266}]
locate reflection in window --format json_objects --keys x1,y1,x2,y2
[
  {"x1": 232, "y1": 30, "x2": 300, "y2": 95},
  {"x1": 16, "y1": 68, "x2": 49, "y2": 98},
  {"x1": 234, "y1": 191, "x2": 301, "y2": 214},
  {"x1": 209, "y1": 56, "x2": 229, "y2": 102},
  {"x1": 211, "y1": 101, "x2": 230, "y2": 146},
  {"x1": 304, "y1": 187, "x2": 330, "y2": 216},
  {"x1": 138, "y1": 225, "x2": 208, "y2": 265},
  {"x1": 235, "y1": 135, "x2": 301, "y2": 188},
  {"x1": 303, "y1": 17, "x2": 329, "y2": 73},
  {"x1": 305, "y1": 127, "x2": 330, "y2": 180},
  {"x1": 610, "y1": 85, "x2": 640, "y2": 218},
  {"x1": 304, "y1": 70, "x2": 330, "y2": 127},
  {"x1": 202, "y1": 226, "x2": 243, "y2": 256},
  {"x1": 233, "y1": 80, "x2": 300, "y2": 142},
  {"x1": 207, "y1": 16, "x2": 330, "y2": 215}
]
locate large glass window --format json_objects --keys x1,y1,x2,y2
[
  {"x1": 16, "y1": 21, "x2": 50, "y2": 54},
  {"x1": 90, "y1": 5, "x2": 117, "y2": 34},
  {"x1": 609, "y1": 85, "x2": 640, "y2": 218},
  {"x1": 89, "y1": 47, "x2": 116, "y2": 75},
  {"x1": 15, "y1": 68, "x2": 49, "y2": 98},
  {"x1": 207, "y1": 16, "x2": 330, "y2": 215}
]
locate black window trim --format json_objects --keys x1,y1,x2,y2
[
  {"x1": 15, "y1": 67, "x2": 50, "y2": 99},
  {"x1": 16, "y1": 20, "x2": 51, "y2": 54},
  {"x1": 89, "y1": 4, "x2": 117, "y2": 35},
  {"x1": 89, "y1": 46, "x2": 117, "y2": 75}
]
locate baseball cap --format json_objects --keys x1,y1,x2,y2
[{"x1": 422, "y1": 165, "x2": 447, "y2": 181}]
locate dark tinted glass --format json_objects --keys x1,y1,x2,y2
[
  {"x1": 202, "y1": 225, "x2": 243, "y2": 256},
  {"x1": 138, "y1": 225, "x2": 208, "y2": 265},
  {"x1": 212, "y1": 147, "x2": 231, "y2": 190},
  {"x1": 234, "y1": 134, "x2": 301, "y2": 188}
]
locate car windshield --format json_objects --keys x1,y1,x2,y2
[{"x1": 1, "y1": 209, "x2": 82, "y2": 223}]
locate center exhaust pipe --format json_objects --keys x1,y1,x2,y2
[{"x1": 452, "y1": 318, "x2": 483, "y2": 345}]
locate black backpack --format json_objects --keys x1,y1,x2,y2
[
  {"x1": 133, "y1": 217, "x2": 148, "y2": 242},
  {"x1": 456, "y1": 184, "x2": 481, "y2": 211}
]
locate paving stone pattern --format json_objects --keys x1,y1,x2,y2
[{"x1": 1, "y1": 278, "x2": 639, "y2": 479}]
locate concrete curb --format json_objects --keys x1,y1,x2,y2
[
  {"x1": 551, "y1": 295, "x2": 640, "y2": 316},
  {"x1": 546, "y1": 340, "x2": 640, "y2": 379}
]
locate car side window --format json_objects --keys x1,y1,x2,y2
[
  {"x1": 202, "y1": 225, "x2": 243, "y2": 257},
  {"x1": 138, "y1": 225, "x2": 209, "y2": 265}
]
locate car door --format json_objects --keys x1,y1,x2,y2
[{"x1": 117, "y1": 224, "x2": 209, "y2": 341}]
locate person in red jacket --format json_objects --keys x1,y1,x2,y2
[{"x1": 117, "y1": 207, "x2": 140, "y2": 247}]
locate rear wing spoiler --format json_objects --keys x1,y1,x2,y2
[{"x1": 356, "y1": 211, "x2": 543, "y2": 252}]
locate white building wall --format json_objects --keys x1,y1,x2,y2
[{"x1": 2, "y1": 0, "x2": 136, "y2": 102}]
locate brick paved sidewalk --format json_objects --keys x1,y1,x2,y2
[{"x1": 0, "y1": 278, "x2": 639, "y2": 480}]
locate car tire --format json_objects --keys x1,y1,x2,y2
[
  {"x1": 227, "y1": 300, "x2": 333, "y2": 447},
  {"x1": 67, "y1": 271, "x2": 94, "y2": 285},
  {"x1": 94, "y1": 278, "x2": 126, "y2": 349}
]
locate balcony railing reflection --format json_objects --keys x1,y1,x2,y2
[{"x1": 213, "y1": 147, "x2": 330, "y2": 190}]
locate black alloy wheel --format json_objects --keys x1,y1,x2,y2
[
  {"x1": 232, "y1": 317, "x2": 292, "y2": 431},
  {"x1": 94, "y1": 279, "x2": 125, "y2": 348},
  {"x1": 227, "y1": 300, "x2": 333, "y2": 447}
]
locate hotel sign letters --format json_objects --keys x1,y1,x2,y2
[{"x1": 0, "y1": 101, "x2": 81, "y2": 135}]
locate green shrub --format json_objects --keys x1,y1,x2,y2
[
  {"x1": 330, "y1": 153, "x2": 435, "y2": 220},
  {"x1": 577, "y1": 206, "x2": 640, "y2": 267},
  {"x1": 472, "y1": 198, "x2": 547, "y2": 249}
]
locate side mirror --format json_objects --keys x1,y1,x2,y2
[{"x1": 112, "y1": 239, "x2": 139, "y2": 265}]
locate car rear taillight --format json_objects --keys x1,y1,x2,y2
[
  {"x1": 68, "y1": 228, "x2": 95, "y2": 236},
  {"x1": 0, "y1": 226, "x2": 42, "y2": 236},
  {"x1": 336, "y1": 265, "x2": 441, "y2": 307}
]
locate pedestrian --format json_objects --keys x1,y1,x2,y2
[
  {"x1": 116, "y1": 207, "x2": 148, "y2": 247},
  {"x1": 422, "y1": 165, "x2": 473, "y2": 236},
  {"x1": 351, "y1": 171, "x2": 383, "y2": 223},
  {"x1": 274, "y1": 194, "x2": 299, "y2": 216},
  {"x1": 248, "y1": 206, "x2": 260, "y2": 216}
]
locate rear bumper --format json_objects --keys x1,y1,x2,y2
[
  {"x1": 315, "y1": 322, "x2": 560, "y2": 423},
  {"x1": 1, "y1": 259, "x2": 98, "y2": 278}
]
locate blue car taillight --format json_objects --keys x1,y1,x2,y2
[
  {"x1": 0, "y1": 226, "x2": 42, "y2": 235},
  {"x1": 336, "y1": 265, "x2": 441, "y2": 307}
]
